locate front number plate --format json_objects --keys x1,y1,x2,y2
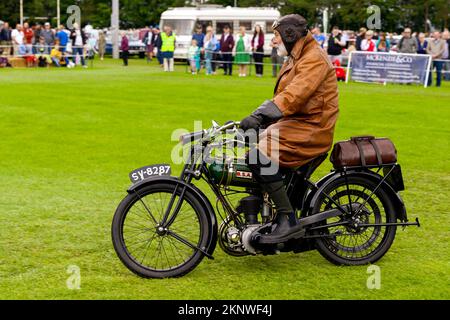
[{"x1": 129, "y1": 164, "x2": 171, "y2": 184}]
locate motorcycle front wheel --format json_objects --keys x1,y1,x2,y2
[
  {"x1": 312, "y1": 176, "x2": 397, "y2": 265},
  {"x1": 112, "y1": 182, "x2": 210, "y2": 278}
]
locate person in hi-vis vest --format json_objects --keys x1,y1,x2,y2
[{"x1": 160, "y1": 26, "x2": 176, "y2": 72}]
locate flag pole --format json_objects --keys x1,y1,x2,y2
[
  {"x1": 20, "y1": 0, "x2": 24, "y2": 25},
  {"x1": 57, "y1": 0, "x2": 60, "y2": 26},
  {"x1": 112, "y1": 0, "x2": 120, "y2": 59}
]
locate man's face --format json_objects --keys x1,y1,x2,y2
[
  {"x1": 24, "y1": 23, "x2": 29, "y2": 29},
  {"x1": 4, "y1": 23, "x2": 9, "y2": 29},
  {"x1": 433, "y1": 32, "x2": 441, "y2": 40},
  {"x1": 273, "y1": 30, "x2": 282, "y2": 47},
  {"x1": 404, "y1": 29, "x2": 411, "y2": 37}
]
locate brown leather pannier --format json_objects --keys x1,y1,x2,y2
[{"x1": 330, "y1": 136, "x2": 397, "y2": 169}]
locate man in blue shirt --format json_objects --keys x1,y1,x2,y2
[
  {"x1": 192, "y1": 25, "x2": 205, "y2": 49},
  {"x1": 192, "y1": 25, "x2": 205, "y2": 68},
  {"x1": 56, "y1": 24, "x2": 69, "y2": 52},
  {"x1": 312, "y1": 27, "x2": 326, "y2": 48}
]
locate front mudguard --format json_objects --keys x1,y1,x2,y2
[
  {"x1": 303, "y1": 169, "x2": 408, "y2": 222},
  {"x1": 127, "y1": 176, "x2": 218, "y2": 258}
]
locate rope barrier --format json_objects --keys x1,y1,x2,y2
[
  {"x1": 183, "y1": 51, "x2": 450, "y2": 74},
  {"x1": 1, "y1": 44, "x2": 449, "y2": 75}
]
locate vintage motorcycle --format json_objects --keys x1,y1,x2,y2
[{"x1": 112, "y1": 121, "x2": 420, "y2": 278}]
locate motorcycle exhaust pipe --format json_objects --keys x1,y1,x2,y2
[{"x1": 278, "y1": 204, "x2": 363, "y2": 241}]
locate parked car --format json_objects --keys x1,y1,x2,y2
[{"x1": 105, "y1": 29, "x2": 146, "y2": 58}]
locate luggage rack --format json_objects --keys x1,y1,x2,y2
[{"x1": 335, "y1": 163, "x2": 405, "y2": 192}]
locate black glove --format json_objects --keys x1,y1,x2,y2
[
  {"x1": 240, "y1": 114, "x2": 263, "y2": 131},
  {"x1": 240, "y1": 100, "x2": 283, "y2": 132}
]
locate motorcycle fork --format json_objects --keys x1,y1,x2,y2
[
  {"x1": 160, "y1": 144, "x2": 202, "y2": 228},
  {"x1": 160, "y1": 163, "x2": 195, "y2": 228}
]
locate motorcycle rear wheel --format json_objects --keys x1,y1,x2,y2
[{"x1": 312, "y1": 176, "x2": 397, "y2": 265}]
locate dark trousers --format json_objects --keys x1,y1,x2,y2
[
  {"x1": 271, "y1": 55, "x2": 283, "y2": 77},
  {"x1": 253, "y1": 48, "x2": 264, "y2": 75},
  {"x1": 156, "y1": 48, "x2": 163, "y2": 65},
  {"x1": 72, "y1": 47, "x2": 85, "y2": 66},
  {"x1": 212, "y1": 52, "x2": 218, "y2": 72},
  {"x1": 222, "y1": 52, "x2": 233, "y2": 75},
  {"x1": 428, "y1": 61, "x2": 443, "y2": 87},
  {"x1": 122, "y1": 50, "x2": 129, "y2": 66}
]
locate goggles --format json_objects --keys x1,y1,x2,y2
[{"x1": 272, "y1": 20, "x2": 280, "y2": 30}]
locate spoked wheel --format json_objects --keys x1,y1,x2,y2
[
  {"x1": 112, "y1": 182, "x2": 211, "y2": 278},
  {"x1": 312, "y1": 176, "x2": 397, "y2": 265}
]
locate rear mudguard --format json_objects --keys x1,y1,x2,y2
[
  {"x1": 127, "y1": 176, "x2": 218, "y2": 258},
  {"x1": 303, "y1": 169, "x2": 407, "y2": 222}
]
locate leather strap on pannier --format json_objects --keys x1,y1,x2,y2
[
  {"x1": 354, "y1": 139, "x2": 366, "y2": 166},
  {"x1": 369, "y1": 139, "x2": 383, "y2": 165},
  {"x1": 351, "y1": 136, "x2": 383, "y2": 166}
]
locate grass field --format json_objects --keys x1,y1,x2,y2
[{"x1": 0, "y1": 58, "x2": 449, "y2": 300}]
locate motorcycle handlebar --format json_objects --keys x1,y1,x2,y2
[
  {"x1": 179, "y1": 130, "x2": 206, "y2": 145},
  {"x1": 179, "y1": 121, "x2": 242, "y2": 145}
]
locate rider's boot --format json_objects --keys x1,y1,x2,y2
[{"x1": 257, "y1": 180, "x2": 299, "y2": 244}]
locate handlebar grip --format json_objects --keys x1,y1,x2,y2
[{"x1": 179, "y1": 130, "x2": 205, "y2": 145}]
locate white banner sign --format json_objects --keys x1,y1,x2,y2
[{"x1": 346, "y1": 51, "x2": 433, "y2": 87}]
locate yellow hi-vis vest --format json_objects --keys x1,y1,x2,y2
[{"x1": 161, "y1": 32, "x2": 176, "y2": 52}]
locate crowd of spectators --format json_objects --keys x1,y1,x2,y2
[
  {"x1": 0, "y1": 20, "x2": 106, "y2": 68},
  {"x1": 146, "y1": 22, "x2": 450, "y2": 86},
  {"x1": 318, "y1": 26, "x2": 450, "y2": 87},
  {"x1": 143, "y1": 23, "x2": 280, "y2": 77},
  {"x1": 2, "y1": 18, "x2": 449, "y2": 87}
]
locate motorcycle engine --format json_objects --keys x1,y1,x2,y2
[{"x1": 218, "y1": 194, "x2": 273, "y2": 256}]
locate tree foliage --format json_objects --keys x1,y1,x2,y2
[
  {"x1": 280, "y1": 0, "x2": 449, "y2": 32},
  {"x1": 0, "y1": 0, "x2": 448, "y2": 31}
]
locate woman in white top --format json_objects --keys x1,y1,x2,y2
[
  {"x1": 233, "y1": 26, "x2": 252, "y2": 77},
  {"x1": 11, "y1": 24, "x2": 24, "y2": 56}
]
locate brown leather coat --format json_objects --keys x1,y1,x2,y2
[{"x1": 258, "y1": 31, "x2": 339, "y2": 168}]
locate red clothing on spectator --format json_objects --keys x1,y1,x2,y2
[
  {"x1": 23, "y1": 28, "x2": 34, "y2": 44},
  {"x1": 252, "y1": 32, "x2": 264, "y2": 50}
]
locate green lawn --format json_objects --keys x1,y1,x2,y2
[{"x1": 0, "y1": 58, "x2": 449, "y2": 300}]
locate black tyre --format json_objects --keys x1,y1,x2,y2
[
  {"x1": 112, "y1": 182, "x2": 211, "y2": 278},
  {"x1": 312, "y1": 176, "x2": 397, "y2": 265}
]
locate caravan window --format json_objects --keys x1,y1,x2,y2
[
  {"x1": 216, "y1": 21, "x2": 233, "y2": 34},
  {"x1": 266, "y1": 21, "x2": 275, "y2": 33},
  {"x1": 161, "y1": 19, "x2": 195, "y2": 35},
  {"x1": 197, "y1": 21, "x2": 213, "y2": 33},
  {"x1": 239, "y1": 21, "x2": 252, "y2": 32}
]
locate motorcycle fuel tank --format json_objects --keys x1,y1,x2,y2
[{"x1": 208, "y1": 160, "x2": 258, "y2": 188}]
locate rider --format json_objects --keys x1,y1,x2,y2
[{"x1": 240, "y1": 14, "x2": 339, "y2": 244}]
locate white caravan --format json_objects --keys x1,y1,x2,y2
[{"x1": 159, "y1": 6, "x2": 281, "y2": 59}]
